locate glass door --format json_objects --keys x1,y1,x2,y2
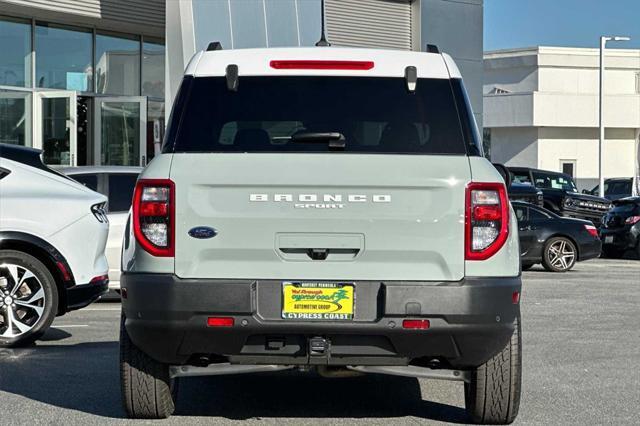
[
  {"x1": 94, "y1": 97, "x2": 147, "y2": 166},
  {"x1": 34, "y1": 91, "x2": 77, "y2": 166},
  {"x1": 0, "y1": 89, "x2": 31, "y2": 146}
]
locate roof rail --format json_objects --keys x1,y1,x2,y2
[
  {"x1": 207, "y1": 42, "x2": 223, "y2": 51},
  {"x1": 425, "y1": 44, "x2": 440, "y2": 54}
]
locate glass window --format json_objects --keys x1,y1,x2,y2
[
  {"x1": 230, "y1": 1, "x2": 267, "y2": 48},
  {"x1": 533, "y1": 172, "x2": 578, "y2": 192},
  {"x1": 606, "y1": 180, "x2": 632, "y2": 196},
  {"x1": 35, "y1": 23, "x2": 92, "y2": 91},
  {"x1": 41, "y1": 97, "x2": 72, "y2": 166},
  {"x1": 95, "y1": 33, "x2": 140, "y2": 95},
  {"x1": 147, "y1": 100, "x2": 165, "y2": 160},
  {"x1": 265, "y1": 0, "x2": 299, "y2": 47},
  {"x1": 0, "y1": 16, "x2": 31, "y2": 87},
  {"x1": 108, "y1": 173, "x2": 138, "y2": 212},
  {"x1": 512, "y1": 171, "x2": 532, "y2": 185},
  {"x1": 71, "y1": 173, "x2": 99, "y2": 192},
  {"x1": 167, "y1": 77, "x2": 468, "y2": 155},
  {"x1": 297, "y1": 0, "x2": 321, "y2": 46},
  {"x1": 0, "y1": 90, "x2": 31, "y2": 146},
  {"x1": 529, "y1": 208, "x2": 550, "y2": 221},
  {"x1": 100, "y1": 101, "x2": 141, "y2": 166},
  {"x1": 514, "y1": 206, "x2": 527, "y2": 222},
  {"x1": 193, "y1": 0, "x2": 233, "y2": 50},
  {"x1": 142, "y1": 40, "x2": 164, "y2": 98}
]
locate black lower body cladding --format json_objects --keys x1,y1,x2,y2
[{"x1": 121, "y1": 274, "x2": 521, "y2": 369}]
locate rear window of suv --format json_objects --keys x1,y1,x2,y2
[{"x1": 164, "y1": 76, "x2": 474, "y2": 155}]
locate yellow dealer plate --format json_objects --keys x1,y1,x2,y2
[{"x1": 282, "y1": 282, "x2": 354, "y2": 320}]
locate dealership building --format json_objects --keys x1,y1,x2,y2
[
  {"x1": 484, "y1": 46, "x2": 640, "y2": 190},
  {"x1": 0, "y1": 0, "x2": 483, "y2": 167}
]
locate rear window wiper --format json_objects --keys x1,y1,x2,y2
[{"x1": 290, "y1": 132, "x2": 346, "y2": 150}]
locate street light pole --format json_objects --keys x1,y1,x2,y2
[{"x1": 599, "y1": 36, "x2": 630, "y2": 198}]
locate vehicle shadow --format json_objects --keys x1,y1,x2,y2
[
  {"x1": 0, "y1": 338, "x2": 123, "y2": 418},
  {"x1": 175, "y1": 373, "x2": 469, "y2": 423},
  {"x1": 0, "y1": 331, "x2": 468, "y2": 423}
]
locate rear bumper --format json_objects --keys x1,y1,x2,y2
[
  {"x1": 66, "y1": 279, "x2": 109, "y2": 311},
  {"x1": 578, "y1": 237, "x2": 602, "y2": 261},
  {"x1": 600, "y1": 226, "x2": 639, "y2": 250},
  {"x1": 122, "y1": 274, "x2": 521, "y2": 369}
]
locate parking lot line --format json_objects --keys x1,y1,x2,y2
[{"x1": 55, "y1": 325, "x2": 89, "y2": 328}]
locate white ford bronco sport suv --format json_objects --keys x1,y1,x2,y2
[{"x1": 120, "y1": 45, "x2": 522, "y2": 423}]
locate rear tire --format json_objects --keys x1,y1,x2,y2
[
  {"x1": 542, "y1": 237, "x2": 577, "y2": 272},
  {"x1": 465, "y1": 315, "x2": 522, "y2": 425},
  {"x1": 0, "y1": 250, "x2": 58, "y2": 347},
  {"x1": 120, "y1": 314, "x2": 177, "y2": 419}
]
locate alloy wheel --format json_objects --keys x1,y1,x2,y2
[
  {"x1": 547, "y1": 239, "x2": 575, "y2": 271},
  {"x1": 0, "y1": 263, "x2": 47, "y2": 339}
]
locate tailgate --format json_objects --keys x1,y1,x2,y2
[{"x1": 171, "y1": 153, "x2": 470, "y2": 281}]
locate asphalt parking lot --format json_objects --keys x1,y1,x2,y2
[{"x1": 0, "y1": 258, "x2": 638, "y2": 425}]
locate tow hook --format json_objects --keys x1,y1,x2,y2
[{"x1": 308, "y1": 336, "x2": 329, "y2": 356}]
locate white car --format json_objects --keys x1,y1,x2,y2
[
  {"x1": 0, "y1": 144, "x2": 109, "y2": 347},
  {"x1": 60, "y1": 166, "x2": 142, "y2": 291}
]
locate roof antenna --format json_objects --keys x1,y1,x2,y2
[{"x1": 315, "y1": 0, "x2": 331, "y2": 47}]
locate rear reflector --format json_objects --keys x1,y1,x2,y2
[
  {"x1": 207, "y1": 317, "x2": 234, "y2": 327},
  {"x1": 89, "y1": 274, "x2": 109, "y2": 284},
  {"x1": 269, "y1": 60, "x2": 374, "y2": 70},
  {"x1": 402, "y1": 319, "x2": 430, "y2": 330},
  {"x1": 56, "y1": 261, "x2": 71, "y2": 282},
  {"x1": 512, "y1": 291, "x2": 520, "y2": 304}
]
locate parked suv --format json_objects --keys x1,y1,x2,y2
[
  {"x1": 509, "y1": 167, "x2": 610, "y2": 226},
  {"x1": 119, "y1": 47, "x2": 522, "y2": 424}
]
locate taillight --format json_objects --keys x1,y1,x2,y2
[
  {"x1": 625, "y1": 216, "x2": 640, "y2": 225},
  {"x1": 132, "y1": 179, "x2": 175, "y2": 257},
  {"x1": 465, "y1": 182, "x2": 509, "y2": 260},
  {"x1": 584, "y1": 224, "x2": 599, "y2": 237}
]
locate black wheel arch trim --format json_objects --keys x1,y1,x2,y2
[{"x1": 0, "y1": 231, "x2": 76, "y2": 288}]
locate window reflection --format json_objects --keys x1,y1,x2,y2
[
  {"x1": 96, "y1": 33, "x2": 141, "y2": 96},
  {"x1": 0, "y1": 17, "x2": 31, "y2": 87},
  {"x1": 142, "y1": 40, "x2": 165, "y2": 98},
  {"x1": 35, "y1": 23, "x2": 92, "y2": 91}
]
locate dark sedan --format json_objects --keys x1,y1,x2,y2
[
  {"x1": 600, "y1": 197, "x2": 640, "y2": 258},
  {"x1": 512, "y1": 201, "x2": 602, "y2": 272}
]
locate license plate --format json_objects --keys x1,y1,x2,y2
[
  {"x1": 605, "y1": 236, "x2": 614, "y2": 244},
  {"x1": 282, "y1": 282, "x2": 354, "y2": 320}
]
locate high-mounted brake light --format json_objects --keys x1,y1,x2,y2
[
  {"x1": 465, "y1": 182, "x2": 510, "y2": 261},
  {"x1": 269, "y1": 60, "x2": 374, "y2": 70},
  {"x1": 133, "y1": 179, "x2": 175, "y2": 257}
]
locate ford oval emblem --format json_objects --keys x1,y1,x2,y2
[{"x1": 188, "y1": 226, "x2": 217, "y2": 239}]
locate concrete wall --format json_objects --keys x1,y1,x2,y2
[
  {"x1": 421, "y1": 0, "x2": 483, "y2": 127},
  {"x1": 490, "y1": 127, "x2": 538, "y2": 167},
  {"x1": 537, "y1": 127, "x2": 636, "y2": 188}
]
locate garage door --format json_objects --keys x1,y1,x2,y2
[{"x1": 325, "y1": 0, "x2": 414, "y2": 50}]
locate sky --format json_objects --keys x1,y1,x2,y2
[{"x1": 484, "y1": 0, "x2": 640, "y2": 52}]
